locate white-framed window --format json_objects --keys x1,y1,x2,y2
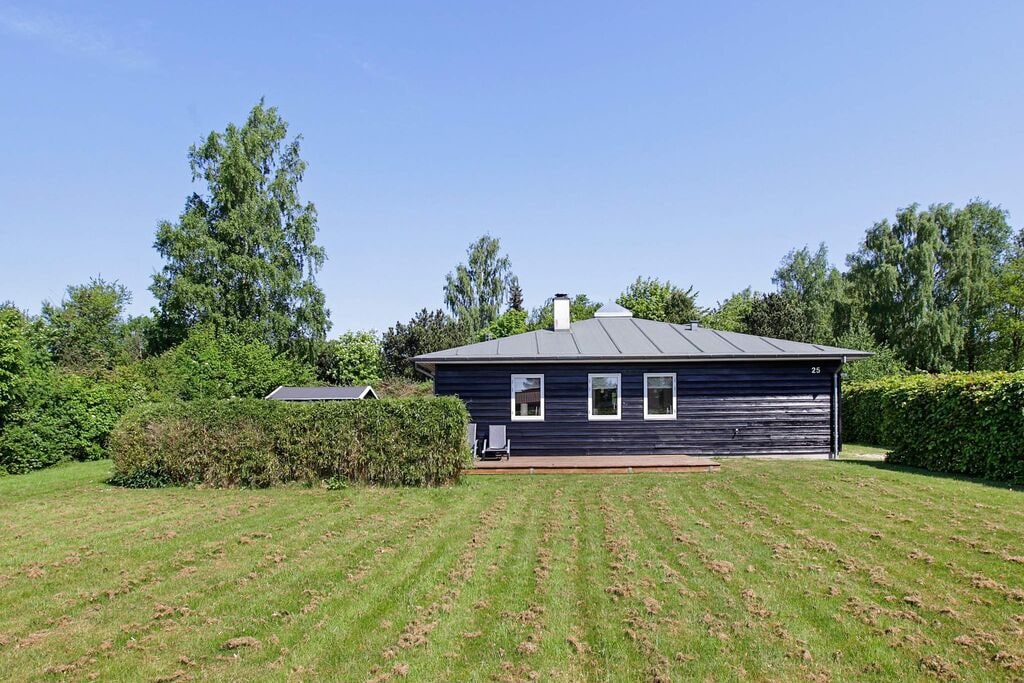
[
  {"x1": 644, "y1": 372, "x2": 676, "y2": 420},
  {"x1": 588, "y1": 373, "x2": 621, "y2": 420},
  {"x1": 511, "y1": 374, "x2": 544, "y2": 421}
]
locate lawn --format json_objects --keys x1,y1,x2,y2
[{"x1": 1, "y1": 457, "x2": 1022, "y2": 682}]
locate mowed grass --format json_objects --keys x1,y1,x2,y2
[{"x1": 1, "y1": 458, "x2": 1023, "y2": 682}]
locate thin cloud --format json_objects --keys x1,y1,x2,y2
[{"x1": 0, "y1": 4, "x2": 154, "y2": 70}]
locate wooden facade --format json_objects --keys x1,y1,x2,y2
[{"x1": 434, "y1": 360, "x2": 842, "y2": 456}]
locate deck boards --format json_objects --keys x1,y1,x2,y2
[{"x1": 468, "y1": 454, "x2": 720, "y2": 475}]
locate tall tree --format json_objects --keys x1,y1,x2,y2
[
  {"x1": 443, "y1": 235, "x2": 513, "y2": 334},
  {"x1": 847, "y1": 201, "x2": 1012, "y2": 371},
  {"x1": 616, "y1": 277, "x2": 702, "y2": 323},
  {"x1": 772, "y1": 244, "x2": 847, "y2": 344},
  {"x1": 942, "y1": 201, "x2": 1013, "y2": 369},
  {"x1": 507, "y1": 276, "x2": 525, "y2": 311},
  {"x1": 150, "y1": 100, "x2": 329, "y2": 354},
  {"x1": 991, "y1": 231, "x2": 1024, "y2": 370},
  {"x1": 41, "y1": 277, "x2": 134, "y2": 373}
]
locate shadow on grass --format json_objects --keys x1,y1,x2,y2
[{"x1": 837, "y1": 458, "x2": 1022, "y2": 493}]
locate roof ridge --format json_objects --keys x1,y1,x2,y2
[{"x1": 630, "y1": 318, "x2": 664, "y2": 353}]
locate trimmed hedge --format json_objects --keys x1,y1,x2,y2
[
  {"x1": 844, "y1": 373, "x2": 1024, "y2": 482},
  {"x1": 109, "y1": 397, "x2": 471, "y2": 488}
]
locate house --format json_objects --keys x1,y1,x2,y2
[
  {"x1": 265, "y1": 386, "x2": 379, "y2": 401},
  {"x1": 412, "y1": 294, "x2": 871, "y2": 458}
]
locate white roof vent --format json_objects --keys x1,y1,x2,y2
[{"x1": 595, "y1": 302, "x2": 633, "y2": 318}]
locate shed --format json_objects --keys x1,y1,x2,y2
[
  {"x1": 265, "y1": 386, "x2": 379, "y2": 401},
  {"x1": 413, "y1": 294, "x2": 871, "y2": 458}
]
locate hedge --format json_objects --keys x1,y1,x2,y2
[
  {"x1": 108, "y1": 397, "x2": 471, "y2": 488},
  {"x1": 843, "y1": 372, "x2": 1024, "y2": 482}
]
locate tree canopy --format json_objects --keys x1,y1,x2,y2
[
  {"x1": 990, "y1": 232, "x2": 1024, "y2": 370},
  {"x1": 846, "y1": 201, "x2": 1012, "y2": 371},
  {"x1": 443, "y1": 235, "x2": 514, "y2": 335},
  {"x1": 741, "y1": 292, "x2": 809, "y2": 341},
  {"x1": 381, "y1": 309, "x2": 472, "y2": 379},
  {"x1": 41, "y1": 277, "x2": 136, "y2": 373},
  {"x1": 616, "y1": 277, "x2": 702, "y2": 324},
  {"x1": 772, "y1": 244, "x2": 847, "y2": 344},
  {"x1": 315, "y1": 331, "x2": 383, "y2": 386},
  {"x1": 150, "y1": 100, "x2": 329, "y2": 354}
]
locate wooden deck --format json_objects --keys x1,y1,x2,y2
[{"x1": 468, "y1": 454, "x2": 720, "y2": 475}]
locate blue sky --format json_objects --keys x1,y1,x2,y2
[{"x1": 2, "y1": 2, "x2": 1023, "y2": 333}]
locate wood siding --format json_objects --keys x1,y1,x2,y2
[{"x1": 434, "y1": 361, "x2": 841, "y2": 456}]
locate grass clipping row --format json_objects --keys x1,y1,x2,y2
[{"x1": 108, "y1": 397, "x2": 471, "y2": 488}]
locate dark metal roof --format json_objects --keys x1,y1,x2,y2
[
  {"x1": 265, "y1": 386, "x2": 378, "y2": 401},
  {"x1": 412, "y1": 317, "x2": 871, "y2": 373}
]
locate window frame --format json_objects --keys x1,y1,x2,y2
[
  {"x1": 588, "y1": 373, "x2": 622, "y2": 421},
  {"x1": 643, "y1": 372, "x2": 677, "y2": 420},
  {"x1": 510, "y1": 373, "x2": 545, "y2": 421}
]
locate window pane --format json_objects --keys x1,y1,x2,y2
[
  {"x1": 513, "y1": 376, "x2": 542, "y2": 416},
  {"x1": 591, "y1": 375, "x2": 619, "y2": 416},
  {"x1": 647, "y1": 388, "x2": 672, "y2": 414},
  {"x1": 647, "y1": 375, "x2": 673, "y2": 415}
]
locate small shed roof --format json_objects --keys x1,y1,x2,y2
[
  {"x1": 412, "y1": 316, "x2": 871, "y2": 375},
  {"x1": 265, "y1": 386, "x2": 378, "y2": 401}
]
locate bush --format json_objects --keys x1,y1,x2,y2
[
  {"x1": 0, "y1": 370, "x2": 143, "y2": 474},
  {"x1": 114, "y1": 325, "x2": 315, "y2": 402},
  {"x1": 315, "y1": 331, "x2": 382, "y2": 386},
  {"x1": 109, "y1": 397, "x2": 471, "y2": 488},
  {"x1": 836, "y1": 327, "x2": 911, "y2": 384},
  {"x1": 843, "y1": 372, "x2": 1024, "y2": 482}
]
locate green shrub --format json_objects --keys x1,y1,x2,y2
[
  {"x1": 159, "y1": 326, "x2": 315, "y2": 400},
  {"x1": 0, "y1": 369, "x2": 143, "y2": 475},
  {"x1": 109, "y1": 397, "x2": 471, "y2": 488},
  {"x1": 844, "y1": 372, "x2": 1024, "y2": 482},
  {"x1": 315, "y1": 331, "x2": 382, "y2": 386}
]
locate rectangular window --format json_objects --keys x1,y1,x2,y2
[
  {"x1": 511, "y1": 374, "x2": 544, "y2": 420},
  {"x1": 588, "y1": 373, "x2": 621, "y2": 420},
  {"x1": 644, "y1": 373, "x2": 676, "y2": 420}
]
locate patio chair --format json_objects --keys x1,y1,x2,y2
[
  {"x1": 467, "y1": 423, "x2": 479, "y2": 458},
  {"x1": 480, "y1": 425, "x2": 511, "y2": 460}
]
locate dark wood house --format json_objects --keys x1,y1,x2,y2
[{"x1": 413, "y1": 295, "x2": 870, "y2": 458}]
